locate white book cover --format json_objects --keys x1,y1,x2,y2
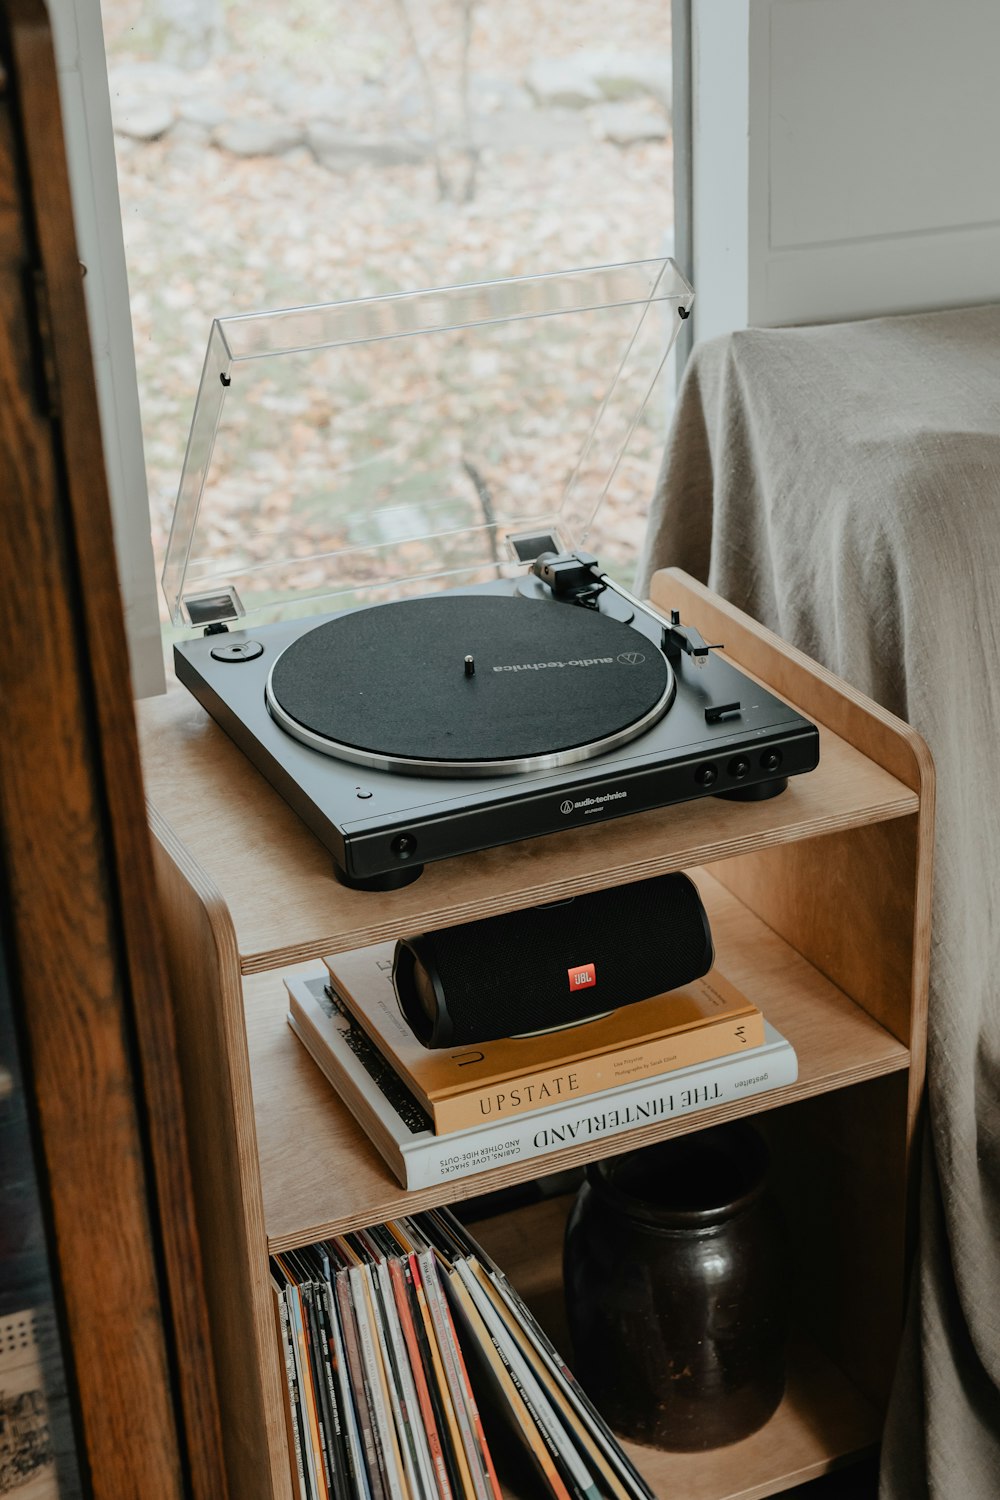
[{"x1": 285, "y1": 974, "x2": 798, "y2": 1190}]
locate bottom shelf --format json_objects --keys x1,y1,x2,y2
[{"x1": 471, "y1": 1196, "x2": 882, "y2": 1500}]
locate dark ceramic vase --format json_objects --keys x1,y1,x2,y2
[{"x1": 564, "y1": 1122, "x2": 787, "y2": 1450}]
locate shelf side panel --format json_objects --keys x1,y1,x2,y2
[
  {"x1": 149, "y1": 806, "x2": 294, "y2": 1500},
  {"x1": 710, "y1": 820, "x2": 919, "y2": 1048},
  {"x1": 653, "y1": 571, "x2": 933, "y2": 1126},
  {"x1": 763, "y1": 1073, "x2": 910, "y2": 1409}
]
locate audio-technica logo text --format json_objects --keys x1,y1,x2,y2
[
  {"x1": 493, "y1": 657, "x2": 613, "y2": 672},
  {"x1": 559, "y1": 790, "x2": 628, "y2": 815}
]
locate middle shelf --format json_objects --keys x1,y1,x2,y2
[{"x1": 247, "y1": 867, "x2": 909, "y2": 1252}]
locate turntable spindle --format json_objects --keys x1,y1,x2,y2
[{"x1": 464, "y1": 655, "x2": 475, "y2": 677}]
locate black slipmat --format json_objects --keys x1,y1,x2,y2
[{"x1": 268, "y1": 595, "x2": 669, "y2": 763}]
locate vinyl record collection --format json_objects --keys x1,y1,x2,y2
[{"x1": 271, "y1": 1205, "x2": 654, "y2": 1500}]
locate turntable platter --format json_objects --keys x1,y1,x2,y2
[{"x1": 265, "y1": 594, "x2": 674, "y2": 776}]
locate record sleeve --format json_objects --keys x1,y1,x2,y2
[
  {"x1": 443, "y1": 1266, "x2": 572, "y2": 1500},
  {"x1": 271, "y1": 1278, "x2": 310, "y2": 1500},
  {"x1": 452, "y1": 1263, "x2": 599, "y2": 1500},
  {"x1": 432, "y1": 1209, "x2": 656, "y2": 1500},
  {"x1": 349, "y1": 1266, "x2": 410, "y2": 1500},
  {"x1": 416, "y1": 1252, "x2": 502, "y2": 1500},
  {"x1": 409, "y1": 1254, "x2": 479, "y2": 1500},
  {"x1": 276, "y1": 1256, "x2": 329, "y2": 1500},
  {"x1": 387, "y1": 1257, "x2": 455, "y2": 1500},
  {"x1": 318, "y1": 1253, "x2": 374, "y2": 1500},
  {"x1": 335, "y1": 1271, "x2": 389, "y2": 1500},
  {"x1": 373, "y1": 1257, "x2": 438, "y2": 1500}
]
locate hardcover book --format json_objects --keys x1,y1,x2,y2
[
  {"x1": 323, "y1": 943, "x2": 765, "y2": 1133},
  {"x1": 286, "y1": 974, "x2": 798, "y2": 1189}
]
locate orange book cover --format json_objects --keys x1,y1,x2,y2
[{"x1": 324, "y1": 942, "x2": 764, "y2": 1133}]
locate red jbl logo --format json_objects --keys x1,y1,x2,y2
[{"x1": 567, "y1": 963, "x2": 596, "y2": 991}]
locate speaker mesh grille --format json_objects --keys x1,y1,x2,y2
[{"x1": 405, "y1": 872, "x2": 713, "y2": 1045}]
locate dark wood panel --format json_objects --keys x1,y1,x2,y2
[{"x1": 0, "y1": 3, "x2": 228, "y2": 1494}]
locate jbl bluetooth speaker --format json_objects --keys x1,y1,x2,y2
[{"x1": 392, "y1": 871, "x2": 714, "y2": 1049}]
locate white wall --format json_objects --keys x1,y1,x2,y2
[
  {"x1": 692, "y1": 0, "x2": 1000, "y2": 342},
  {"x1": 49, "y1": 0, "x2": 165, "y2": 697}
]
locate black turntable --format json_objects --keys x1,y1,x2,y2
[{"x1": 164, "y1": 263, "x2": 818, "y2": 889}]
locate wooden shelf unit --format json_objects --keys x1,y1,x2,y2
[{"x1": 138, "y1": 570, "x2": 933, "y2": 1500}]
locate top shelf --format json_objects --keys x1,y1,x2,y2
[{"x1": 138, "y1": 694, "x2": 914, "y2": 975}]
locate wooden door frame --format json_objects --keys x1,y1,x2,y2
[{"x1": 0, "y1": 2, "x2": 228, "y2": 1494}]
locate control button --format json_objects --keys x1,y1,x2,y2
[
  {"x1": 760, "y1": 749, "x2": 783, "y2": 772},
  {"x1": 210, "y1": 640, "x2": 264, "y2": 663},
  {"x1": 695, "y1": 763, "x2": 718, "y2": 787},
  {"x1": 728, "y1": 755, "x2": 751, "y2": 780},
  {"x1": 391, "y1": 833, "x2": 418, "y2": 860},
  {"x1": 356, "y1": 789, "x2": 373, "y2": 800}
]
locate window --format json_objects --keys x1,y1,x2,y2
[{"x1": 100, "y1": 0, "x2": 674, "y2": 632}]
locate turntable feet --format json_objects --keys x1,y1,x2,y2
[
  {"x1": 715, "y1": 778, "x2": 788, "y2": 803},
  {"x1": 333, "y1": 860, "x2": 425, "y2": 891}
]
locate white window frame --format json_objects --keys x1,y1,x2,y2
[{"x1": 50, "y1": 0, "x2": 164, "y2": 697}]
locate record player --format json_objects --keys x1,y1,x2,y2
[{"x1": 164, "y1": 261, "x2": 819, "y2": 890}]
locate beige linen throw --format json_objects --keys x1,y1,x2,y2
[{"x1": 637, "y1": 304, "x2": 1000, "y2": 1499}]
